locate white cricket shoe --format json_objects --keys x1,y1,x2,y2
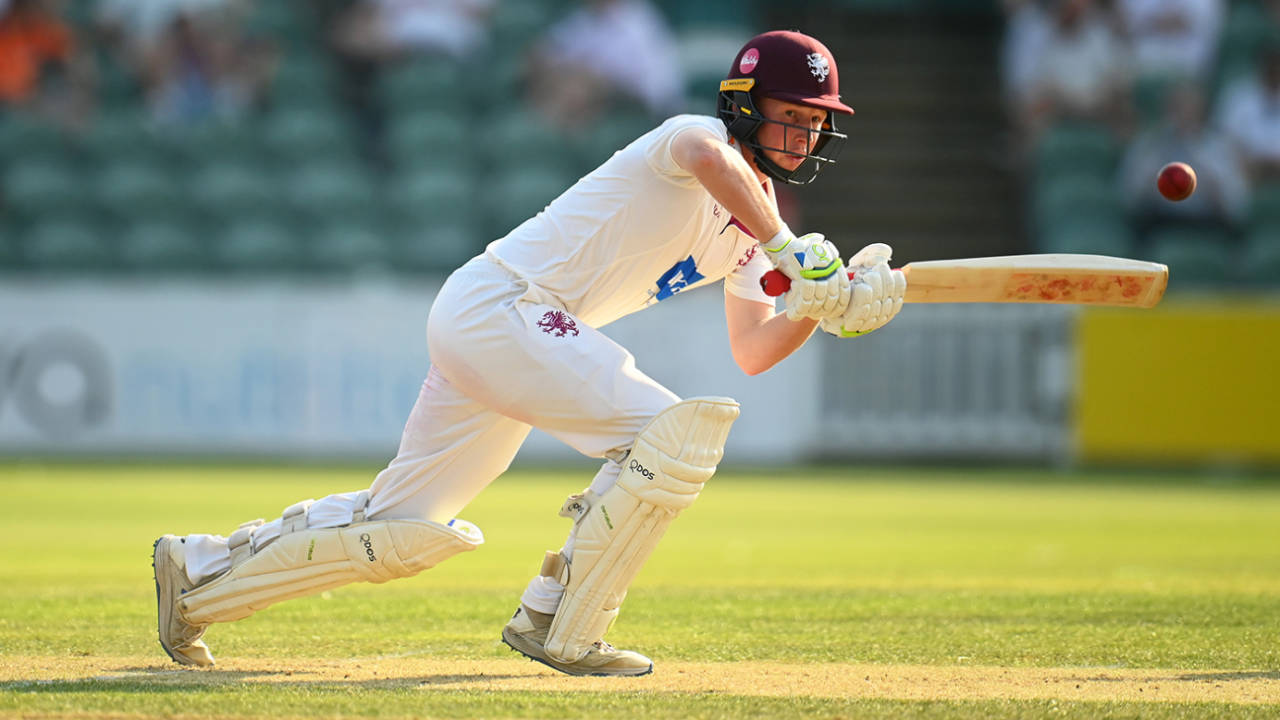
[
  {"x1": 501, "y1": 605, "x2": 653, "y2": 677},
  {"x1": 152, "y1": 535, "x2": 214, "y2": 667}
]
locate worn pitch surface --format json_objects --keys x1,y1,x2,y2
[{"x1": 4, "y1": 656, "x2": 1279, "y2": 704}]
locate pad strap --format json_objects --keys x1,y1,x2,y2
[
  {"x1": 541, "y1": 550, "x2": 570, "y2": 586},
  {"x1": 228, "y1": 520, "x2": 263, "y2": 567}
]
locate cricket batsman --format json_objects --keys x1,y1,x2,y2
[{"x1": 152, "y1": 29, "x2": 907, "y2": 677}]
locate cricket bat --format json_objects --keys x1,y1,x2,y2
[{"x1": 759, "y1": 253, "x2": 1169, "y2": 308}]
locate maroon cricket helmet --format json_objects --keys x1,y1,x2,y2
[
  {"x1": 726, "y1": 30, "x2": 854, "y2": 116},
  {"x1": 717, "y1": 30, "x2": 853, "y2": 184}
]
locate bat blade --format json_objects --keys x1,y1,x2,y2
[
  {"x1": 759, "y1": 254, "x2": 1169, "y2": 308},
  {"x1": 902, "y1": 254, "x2": 1169, "y2": 308}
]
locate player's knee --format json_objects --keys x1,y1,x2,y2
[{"x1": 618, "y1": 396, "x2": 740, "y2": 510}]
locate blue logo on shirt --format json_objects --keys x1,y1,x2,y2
[{"x1": 653, "y1": 255, "x2": 705, "y2": 301}]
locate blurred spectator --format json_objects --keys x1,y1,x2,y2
[
  {"x1": 1119, "y1": 82, "x2": 1248, "y2": 238},
  {"x1": 142, "y1": 11, "x2": 276, "y2": 127},
  {"x1": 331, "y1": 0, "x2": 495, "y2": 62},
  {"x1": 1001, "y1": 0, "x2": 1051, "y2": 109},
  {"x1": 94, "y1": 0, "x2": 228, "y2": 59},
  {"x1": 526, "y1": 0, "x2": 683, "y2": 130},
  {"x1": 1215, "y1": 41, "x2": 1280, "y2": 183},
  {"x1": 1114, "y1": 0, "x2": 1225, "y2": 84},
  {"x1": 0, "y1": 0, "x2": 93, "y2": 124},
  {"x1": 1004, "y1": 0, "x2": 1133, "y2": 149},
  {"x1": 328, "y1": 0, "x2": 494, "y2": 169}
]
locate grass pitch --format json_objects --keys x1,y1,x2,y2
[{"x1": 1, "y1": 463, "x2": 1278, "y2": 719}]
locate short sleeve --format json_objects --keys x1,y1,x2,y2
[
  {"x1": 724, "y1": 244, "x2": 776, "y2": 306},
  {"x1": 643, "y1": 114, "x2": 730, "y2": 186}
]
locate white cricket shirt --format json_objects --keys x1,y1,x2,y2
[{"x1": 484, "y1": 114, "x2": 775, "y2": 328}]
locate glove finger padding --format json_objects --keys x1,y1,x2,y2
[
  {"x1": 863, "y1": 265, "x2": 891, "y2": 332},
  {"x1": 858, "y1": 266, "x2": 904, "y2": 333},
  {"x1": 831, "y1": 270, "x2": 852, "y2": 316},
  {"x1": 848, "y1": 282, "x2": 872, "y2": 328},
  {"x1": 890, "y1": 266, "x2": 911, "y2": 313},
  {"x1": 783, "y1": 260, "x2": 850, "y2": 321},
  {"x1": 823, "y1": 263, "x2": 906, "y2": 337},
  {"x1": 848, "y1": 242, "x2": 893, "y2": 269}
]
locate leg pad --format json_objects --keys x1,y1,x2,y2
[
  {"x1": 180, "y1": 517, "x2": 482, "y2": 625},
  {"x1": 543, "y1": 396, "x2": 739, "y2": 663}
]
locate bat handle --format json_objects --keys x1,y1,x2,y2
[{"x1": 759, "y1": 269, "x2": 859, "y2": 297}]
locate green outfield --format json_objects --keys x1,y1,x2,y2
[{"x1": 2, "y1": 463, "x2": 1278, "y2": 719}]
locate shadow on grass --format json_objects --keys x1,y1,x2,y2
[{"x1": 2, "y1": 670, "x2": 538, "y2": 695}]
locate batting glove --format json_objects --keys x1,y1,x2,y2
[
  {"x1": 761, "y1": 228, "x2": 852, "y2": 321},
  {"x1": 821, "y1": 243, "x2": 907, "y2": 337}
]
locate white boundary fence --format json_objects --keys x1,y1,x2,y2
[
  {"x1": 816, "y1": 304, "x2": 1075, "y2": 460},
  {"x1": 0, "y1": 279, "x2": 1073, "y2": 463}
]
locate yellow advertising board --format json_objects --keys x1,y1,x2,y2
[{"x1": 1076, "y1": 298, "x2": 1280, "y2": 464}]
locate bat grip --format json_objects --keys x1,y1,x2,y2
[
  {"x1": 759, "y1": 270, "x2": 791, "y2": 297},
  {"x1": 759, "y1": 269, "x2": 858, "y2": 297}
]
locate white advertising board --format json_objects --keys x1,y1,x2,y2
[{"x1": 0, "y1": 278, "x2": 819, "y2": 462}]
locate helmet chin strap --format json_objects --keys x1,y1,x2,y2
[
  {"x1": 747, "y1": 145, "x2": 822, "y2": 185},
  {"x1": 732, "y1": 130, "x2": 821, "y2": 185}
]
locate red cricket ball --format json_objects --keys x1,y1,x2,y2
[{"x1": 1157, "y1": 162, "x2": 1197, "y2": 202}]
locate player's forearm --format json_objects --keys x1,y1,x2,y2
[
  {"x1": 726, "y1": 296, "x2": 819, "y2": 375},
  {"x1": 732, "y1": 313, "x2": 819, "y2": 376},
  {"x1": 675, "y1": 136, "x2": 784, "y2": 241}
]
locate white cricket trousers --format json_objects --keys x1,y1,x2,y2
[{"x1": 184, "y1": 255, "x2": 679, "y2": 615}]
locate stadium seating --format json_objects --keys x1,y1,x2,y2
[
  {"x1": 94, "y1": 161, "x2": 186, "y2": 226},
  {"x1": 388, "y1": 219, "x2": 480, "y2": 273},
  {"x1": 492, "y1": 0, "x2": 557, "y2": 41},
  {"x1": 1131, "y1": 74, "x2": 1179, "y2": 129},
  {"x1": 117, "y1": 220, "x2": 208, "y2": 272},
  {"x1": 95, "y1": 55, "x2": 144, "y2": 111},
  {"x1": 1213, "y1": 1, "x2": 1273, "y2": 99},
  {"x1": 1039, "y1": 216, "x2": 1137, "y2": 257},
  {"x1": 657, "y1": 0, "x2": 758, "y2": 28},
  {"x1": 0, "y1": 115, "x2": 76, "y2": 167},
  {"x1": 1247, "y1": 182, "x2": 1280, "y2": 232},
  {"x1": 285, "y1": 160, "x2": 380, "y2": 228},
  {"x1": 1034, "y1": 123, "x2": 1119, "y2": 179},
  {"x1": 308, "y1": 220, "x2": 392, "y2": 274},
  {"x1": 0, "y1": 0, "x2": 1264, "y2": 292},
  {"x1": 377, "y1": 58, "x2": 467, "y2": 116},
  {"x1": 172, "y1": 122, "x2": 268, "y2": 170},
  {"x1": 385, "y1": 110, "x2": 472, "y2": 172},
  {"x1": 1033, "y1": 172, "x2": 1125, "y2": 235},
  {"x1": 187, "y1": 161, "x2": 282, "y2": 222},
  {"x1": 1241, "y1": 226, "x2": 1280, "y2": 286},
  {"x1": 4, "y1": 159, "x2": 90, "y2": 229},
  {"x1": 482, "y1": 165, "x2": 576, "y2": 239},
  {"x1": 478, "y1": 110, "x2": 575, "y2": 172},
  {"x1": 21, "y1": 219, "x2": 115, "y2": 273},
  {"x1": 1147, "y1": 227, "x2": 1235, "y2": 288},
  {"x1": 213, "y1": 217, "x2": 303, "y2": 273},
  {"x1": 272, "y1": 52, "x2": 334, "y2": 106},
  {"x1": 576, "y1": 116, "x2": 656, "y2": 170},
  {"x1": 0, "y1": 225, "x2": 19, "y2": 270},
  {"x1": 386, "y1": 167, "x2": 475, "y2": 229},
  {"x1": 83, "y1": 108, "x2": 172, "y2": 169},
  {"x1": 245, "y1": 1, "x2": 314, "y2": 54},
  {"x1": 261, "y1": 108, "x2": 355, "y2": 165}
]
